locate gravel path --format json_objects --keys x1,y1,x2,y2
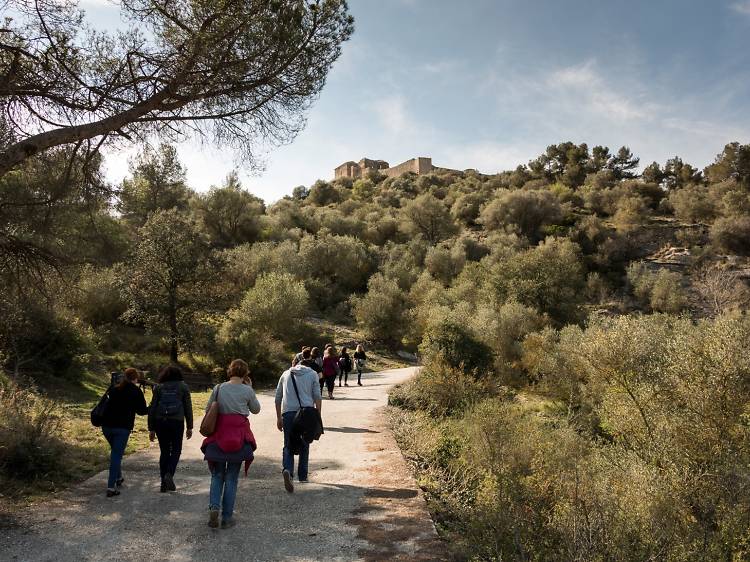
[{"x1": 0, "y1": 367, "x2": 444, "y2": 561}]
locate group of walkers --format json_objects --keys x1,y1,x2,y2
[
  {"x1": 94, "y1": 344, "x2": 367, "y2": 529},
  {"x1": 291, "y1": 343, "x2": 367, "y2": 400}
]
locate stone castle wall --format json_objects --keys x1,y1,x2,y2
[
  {"x1": 334, "y1": 156, "x2": 434, "y2": 179},
  {"x1": 383, "y1": 157, "x2": 434, "y2": 178}
]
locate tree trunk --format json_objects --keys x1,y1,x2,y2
[{"x1": 169, "y1": 294, "x2": 179, "y2": 363}]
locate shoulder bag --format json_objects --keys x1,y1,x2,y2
[{"x1": 200, "y1": 383, "x2": 222, "y2": 437}]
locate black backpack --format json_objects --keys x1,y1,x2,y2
[
  {"x1": 91, "y1": 387, "x2": 111, "y2": 427},
  {"x1": 289, "y1": 373, "x2": 324, "y2": 453},
  {"x1": 155, "y1": 383, "x2": 184, "y2": 419}
]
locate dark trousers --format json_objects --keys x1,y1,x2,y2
[
  {"x1": 154, "y1": 418, "x2": 184, "y2": 479},
  {"x1": 282, "y1": 411, "x2": 309, "y2": 480},
  {"x1": 338, "y1": 370, "x2": 350, "y2": 384},
  {"x1": 320, "y1": 375, "x2": 335, "y2": 395}
]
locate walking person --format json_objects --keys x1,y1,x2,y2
[
  {"x1": 338, "y1": 347, "x2": 352, "y2": 387},
  {"x1": 101, "y1": 368, "x2": 148, "y2": 497},
  {"x1": 311, "y1": 346, "x2": 323, "y2": 372},
  {"x1": 291, "y1": 346, "x2": 309, "y2": 367},
  {"x1": 353, "y1": 344, "x2": 367, "y2": 386},
  {"x1": 148, "y1": 365, "x2": 193, "y2": 493},
  {"x1": 275, "y1": 356, "x2": 322, "y2": 493},
  {"x1": 321, "y1": 346, "x2": 339, "y2": 399},
  {"x1": 201, "y1": 359, "x2": 260, "y2": 529}
]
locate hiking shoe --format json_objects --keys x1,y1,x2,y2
[
  {"x1": 358, "y1": 382, "x2": 362, "y2": 386},
  {"x1": 106, "y1": 489, "x2": 120, "y2": 498},
  {"x1": 344, "y1": 383, "x2": 349, "y2": 387},
  {"x1": 164, "y1": 473, "x2": 176, "y2": 491},
  {"x1": 283, "y1": 469, "x2": 294, "y2": 493},
  {"x1": 115, "y1": 477, "x2": 124, "y2": 488},
  {"x1": 160, "y1": 480, "x2": 167, "y2": 493},
  {"x1": 208, "y1": 509, "x2": 220, "y2": 528},
  {"x1": 221, "y1": 518, "x2": 237, "y2": 529}
]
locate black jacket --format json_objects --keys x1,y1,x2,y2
[
  {"x1": 102, "y1": 382, "x2": 148, "y2": 430},
  {"x1": 301, "y1": 358, "x2": 322, "y2": 374}
]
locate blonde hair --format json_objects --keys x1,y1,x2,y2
[
  {"x1": 227, "y1": 359, "x2": 249, "y2": 379},
  {"x1": 356, "y1": 344, "x2": 364, "y2": 353}
]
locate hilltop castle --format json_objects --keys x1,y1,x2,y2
[{"x1": 334, "y1": 156, "x2": 435, "y2": 180}]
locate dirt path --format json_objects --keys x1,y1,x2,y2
[{"x1": 0, "y1": 367, "x2": 444, "y2": 562}]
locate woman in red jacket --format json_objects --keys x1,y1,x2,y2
[
  {"x1": 201, "y1": 359, "x2": 260, "y2": 529},
  {"x1": 320, "y1": 346, "x2": 340, "y2": 400}
]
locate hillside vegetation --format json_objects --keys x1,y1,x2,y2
[{"x1": 2, "y1": 140, "x2": 750, "y2": 557}]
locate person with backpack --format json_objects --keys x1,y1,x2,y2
[
  {"x1": 353, "y1": 344, "x2": 367, "y2": 386},
  {"x1": 275, "y1": 356, "x2": 322, "y2": 493},
  {"x1": 338, "y1": 347, "x2": 352, "y2": 387},
  {"x1": 202, "y1": 359, "x2": 260, "y2": 529},
  {"x1": 148, "y1": 365, "x2": 193, "y2": 493},
  {"x1": 99, "y1": 368, "x2": 148, "y2": 497},
  {"x1": 320, "y1": 346, "x2": 339, "y2": 399}
]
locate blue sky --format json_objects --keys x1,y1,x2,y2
[{"x1": 82, "y1": 0, "x2": 750, "y2": 201}]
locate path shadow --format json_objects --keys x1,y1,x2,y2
[
  {"x1": 329, "y1": 397, "x2": 378, "y2": 401},
  {"x1": 325, "y1": 427, "x2": 380, "y2": 434}
]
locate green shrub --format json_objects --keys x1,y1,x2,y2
[
  {"x1": 0, "y1": 296, "x2": 98, "y2": 378},
  {"x1": 612, "y1": 194, "x2": 650, "y2": 232},
  {"x1": 626, "y1": 262, "x2": 686, "y2": 313},
  {"x1": 232, "y1": 272, "x2": 308, "y2": 341},
  {"x1": 389, "y1": 359, "x2": 495, "y2": 417},
  {"x1": 490, "y1": 237, "x2": 586, "y2": 324},
  {"x1": 71, "y1": 265, "x2": 128, "y2": 327},
  {"x1": 0, "y1": 382, "x2": 65, "y2": 482},
  {"x1": 400, "y1": 193, "x2": 457, "y2": 244},
  {"x1": 393, "y1": 314, "x2": 750, "y2": 561},
  {"x1": 213, "y1": 323, "x2": 288, "y2": 384},
  {"x1": 480, "y1": 189, "x2": 563, "y2": 241},
  {"x1": 419, "y1": 319, "x2": 491, "y2": 376},
  {"x1": 350, "y1": 273, "x2": 409, "y2": 344},
  {"x1": 668, "y1": 184, "x2": 716, "y2": 223},
  {"x1": 470, "y1": 301, "x2": 546, "y2": 380},
  {"x1": 424, "y1": 240, "x2": 466, "y2": 285},
  {"x1": 710, "y1": 215, "x2": 750, "y2": 256}
]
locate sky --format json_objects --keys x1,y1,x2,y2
[{"x1": 79, "y1": 0, "x2": 750, "y2": 202}]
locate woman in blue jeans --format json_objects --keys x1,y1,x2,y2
[
  {"x1": 101, "y1": 368, "x2": 148, "y2": 497},
  {"x1": 201, "y1": 359, "x2": 260, "y2": 529}
]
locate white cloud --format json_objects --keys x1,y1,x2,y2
[
  {"x1": 731, "y1": 1, "x2": 750, "y2": 15},
  {"x1": 421, "y1": 59, "x2": 460, "y2": 75},
  {"x1": 437, "y1": 141, "x2": 538, "y2": 174},
  {"x1": 548, "y1": 60, "x2": 655, "y2": 121},
  {"x1": 372, "y1": 94, "x2": 413, "y2": 134}
]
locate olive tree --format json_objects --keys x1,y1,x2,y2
[
  {"x1": 123, "y1": 208, "x2": 218, "y2": 361},
  {"x1": 193, "y1": 171, "x2": 265, "y2": 248}
]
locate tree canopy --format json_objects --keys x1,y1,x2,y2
[{"x1": 0, "y1": 0, "x2": 354, "y2": 176}]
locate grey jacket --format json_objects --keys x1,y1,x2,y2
[{"x1": 275, "y1": 365, "x2": 322, "y2": 415}]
